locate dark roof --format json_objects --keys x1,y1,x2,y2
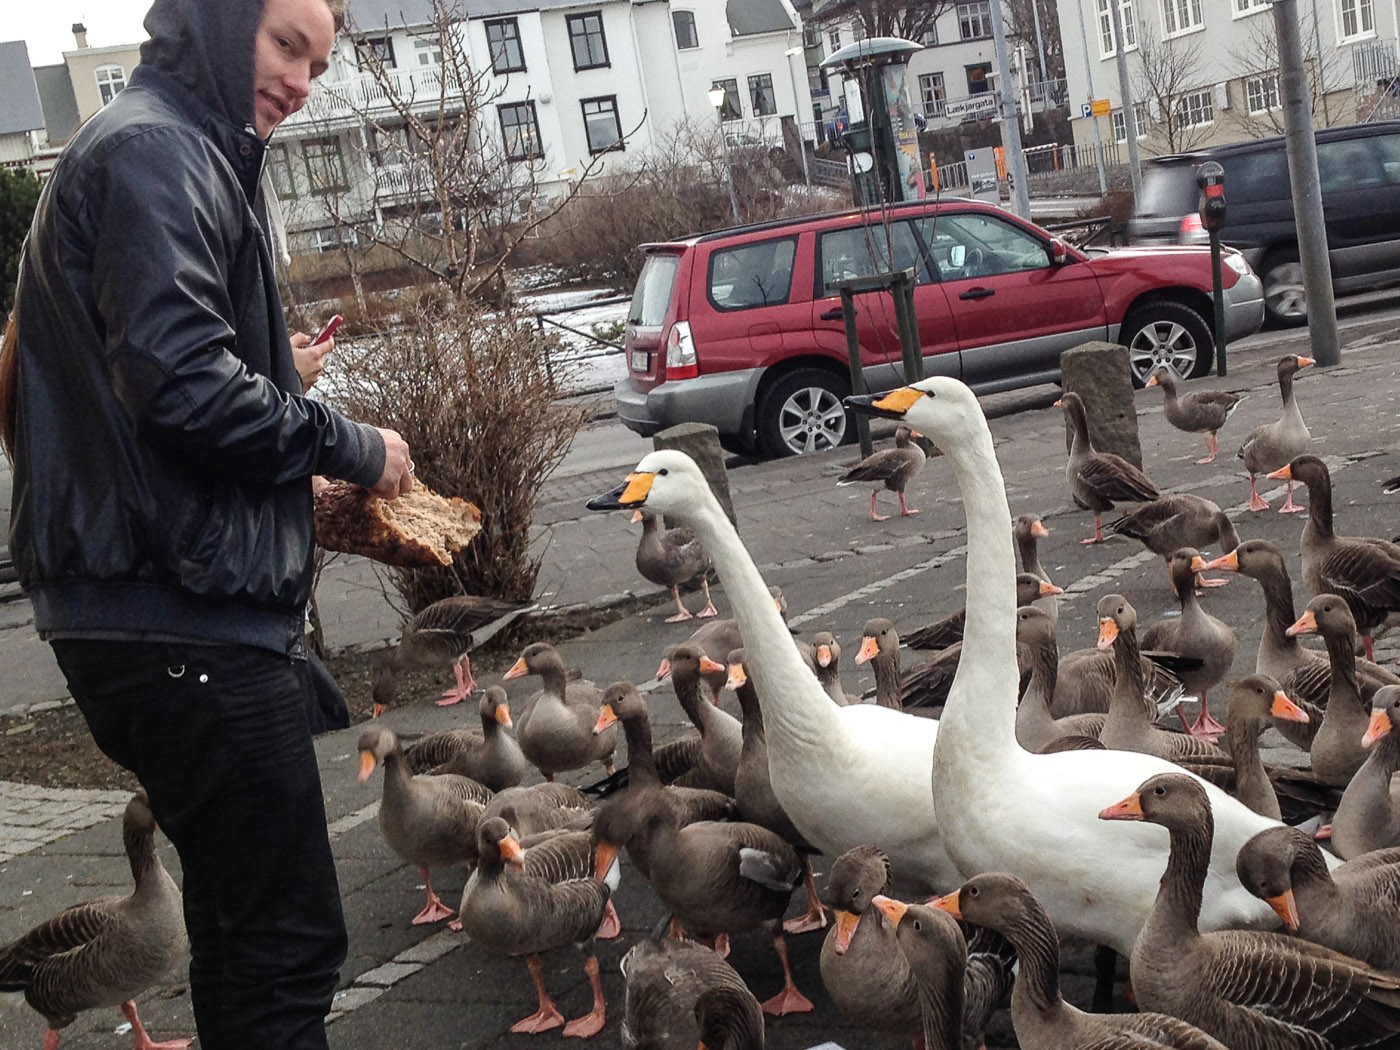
[
  {"x1": 32, "y1": 64, "x2": 80, "y2": 145},
  {"x1": 0, "y1": 41, "x2": 45, "y2": 136},
  {"x1": 349, "y1": 0, "x2": 438, "y2": 28},
  {"x1": 726, "y1": 0, "x2": 796, "y2": 35}
]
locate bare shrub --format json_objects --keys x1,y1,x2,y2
[{"x1": 326, "y1": 299, "x2": 588, "y2": 608}]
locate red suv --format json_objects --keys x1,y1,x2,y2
[{"x1": 614, "y1": 198, "x2": 1264, "y2": 457}]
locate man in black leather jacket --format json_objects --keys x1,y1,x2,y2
[{"x1": 6, "y1": 0, "x2": 409, "y2": 1046}]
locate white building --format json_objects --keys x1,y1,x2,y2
[
  {"x1": 0, "y1": 41, "x2": 46, "y2": 169},
  {"x1": 1057, "y1": 0, "x2": 1400, "y2": 159}
]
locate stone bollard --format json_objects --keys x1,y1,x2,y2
[
  {"x1": 653, "y1": 422, "x2": 738, "y2": 527},
  {"x1": 1058, "y1": 341, "x2": 1143, "y2": 469}
]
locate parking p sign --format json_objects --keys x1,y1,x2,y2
[{"x1": 1081, "y1": 103, "x2": 1092, "y2": 119}]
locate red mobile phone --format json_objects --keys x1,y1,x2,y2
[{"x1": 310, "y1": 314, "x2": 343, "y2": 346}]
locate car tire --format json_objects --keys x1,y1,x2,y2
[
  {"x1": 756, "y1": 368, "x2": 852, "y2": 458},
  {"x1": 1120, "y1": 300, "x2": 1215, "y2": 386},
  {"x1": 1261, "y1": 249, "x2": 1308, "y2": 328}
]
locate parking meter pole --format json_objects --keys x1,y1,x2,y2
[
  {"x1": 840, "y1": 288, "x2": 873, "y2": 457},
  {"x1": 1197, "y1": 162, "x2": 1229, "y2": 377},
  {"x1": 1210, "y1": 232, "x2": 1227, "y2": 376},
  {"x1": 1274, "y1": 0, "x2": 1340, "y2": 366}
]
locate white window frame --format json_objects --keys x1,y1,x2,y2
[
  {"x1": 413, "y1": 36, "x2": 442, "y2": 67},
  {"x1": 1245, "y1": 72, "x2": 1280, "y2": 113},
  {"x1": 1175, "y1": 88, "x2": 1214, "y2": 128},
  {"x1": 94, "y1": 64, "x2": 126, "y2": 106},
  {"x1": 1233, "y1": 0, "x2": 1269, "y2": 16},
  {"x1": 1161, "y1": 0, "x2": 1204, "y2": 37},
  {"x1": 918, "y1": 72, "x2": 947, "y2": 117},
  {"x1": 1337, "y1": 0, "x2": 1376, "y2": 41},
  {"x1": 957, "y1": 1, "x2": 993, "y2": 40},
  {"x1": 1111, "y1": 101, "x2": 1150, "y2": 142},
  {"x1": 827, "y1": 28, "x2": 842, "y2": 53},
  {"x1": 1097, "y1": 0, "x2": 1138, "y2": 58},
  {"x1": 312, "y1": 226, "x2": 358, "y2": 253}
]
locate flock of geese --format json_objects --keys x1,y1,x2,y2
[{"x1": 8, "y1": 358, "x2": 1400, "y2": 1050}]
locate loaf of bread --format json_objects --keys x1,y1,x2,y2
[{"x1": 314, "y1": 480, "x2": 482, "y2": 568}]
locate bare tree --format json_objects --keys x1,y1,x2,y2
[
  {"x1": 1132, "y1": 25, "x2": 1210, "y2": 154},
  {"x1": 1002, "y1": 0, "x2": 1066, "y2": 84},
  {"x1": 810, "y1": 0, "x2": 955, "y2": 41},
  {"x1": 1225, "y1": 14, "x2": 1346, "y2": 137}
]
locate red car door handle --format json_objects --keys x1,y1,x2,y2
[
  {"x1": 959, "y1": 287, "x2": 996, "y2": 301},
  {"x1": 819, "y1": 307, "x2": 845, "y2": 320}
]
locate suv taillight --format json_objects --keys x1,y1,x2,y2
[
  {"x1": 1178, "y1": 213, "x2": 1209, "y2": 245},
  {"x1": 665, "y1": 321, "x2": 698, "y2": 380}
]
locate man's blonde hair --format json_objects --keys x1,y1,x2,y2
[{"x1": 323, "y1": 0, "x2": 347, "y2": 31}]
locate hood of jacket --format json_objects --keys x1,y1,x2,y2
[{"x1": 138, "y1": 0, "x2": 264, "y2": 134}]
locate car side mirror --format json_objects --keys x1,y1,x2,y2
[
  {"x1": 1049, "y1": 237, "x2": 1070, "y2": 265},
  {"x1": 950, "y1": 244, "x2": 966, "y2": 268}
]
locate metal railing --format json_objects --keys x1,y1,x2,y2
[
  {"x1": 1354, "y1": 39, "x2": 1399, "y2": 87},
  {"x1": 284, "y1": 66, "x2": 464, "y2": 127},
  {"x1": 533, "y1": 295, "x2": 633, "y2": 394}
]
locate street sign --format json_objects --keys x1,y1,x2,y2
[
  {"x1": 943, "y1": 93, "x2": 999, "y2": 120},
  {"x1": 1090, "y1": 98, "x2": 1112, "y2": 116},
  {"x1": 1080, "y1": 103, "x2": 1092, "y2": 119}
]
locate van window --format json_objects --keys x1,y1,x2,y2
[
  {"x1": 628, "y1": 252, "x2": 680, "y2": 327},
  {"x1": 818, "y1": 221, "x2": 930, "y2": 294},
  {"x1": 707, "y1": 237, "x2": 798, "y2": 310},
  {"x1": 1224, "y1": 149, "x2": 1288, "y2": 201},
  {"x1": 1318, "y1": 137, "x2": 1387, "y2": 193}
]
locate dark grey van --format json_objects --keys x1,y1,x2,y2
[{"x1": 1127, "y1": 121, "x2": 1400, "y2": 327}]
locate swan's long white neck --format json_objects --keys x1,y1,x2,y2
[
  {"x1": 937, "y1": 413, "x2": 1021, "y2": 754},
  {"x1": 670, "y1": 487, "x2": 842, "y2": 749}
]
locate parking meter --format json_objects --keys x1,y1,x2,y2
[{"x1": 1196, "y1": 161, "x2": 1228, "y2": 376}]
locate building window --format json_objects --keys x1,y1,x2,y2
[
  {"x1": 958, "y1": 2, "x2": 992, "y2": 40},
  {"x1": 485, "y1": 19, "x2": 525, "y2": 74},
  {"x1": 1111, "y1": 102, "x2": 1149, "y2": 141},
  {"x1": 1246, "y1": 73, "x2": 1280, "y2": 113},
  {"x1": 303, "y1": 137, "x2": 349, "y2": 195},
  {"x1": 94, "y1": 64, "x2": 126, "y2": 106},
  {"x1": 1162, "y1": 0, "x2": 1204, "y2": 35},
  {"x1": 356, "y1": 36, "x2": 396, "y2": 69},
  {"x1": 313, "y1": 226, "x2": 357, "y2": 253},
  {"x1": 966, "y1": 62, "x2": 993, "y2": 94},
  {"x1": 1175, "y1": 88, "x2": 1214, "y2": 127},
  {"x1": 919, "y1": 72, "x2": 947, "y2": 117},
  {"x1": 673, "y1": 10, "x2": 700, "y2": 49},
  {"x1": 852, "y1": 20, "x2": 868, "y2": 41},
  {"x1": 802, "y1": 25, "x2": 819, "y2": 48},
  {"x1": 828, "y1": 28, "x2": 842, "y2": 52},
  {"x1": 567, "y1": 12, "x2": 610, "y2": 71},
  {"x1": 922, "y1": 25, "x2": 940, "y2": 46},
  {"x1": 1339, "y1": 0, "x2": 1375, "y2": 39},
  {"x1": 1097, "y1": 0, "x2": 1137, "y2": 56},
  {"x1": 581, "y1": 96, "x2": 623, "y2": 153},
  {"x1": 711, "y1": 78, "x2": 742, "y2": 121},
  {"x1": 1233, "y1": 0, "x2": 1268, "y2": 13},
  {"x1": 748, "y1": 73, "x2": 777, "y2": 117},
  {"x1": 269, "y1": 144, "x2": 297, "y2": 199},
  {"x1": 499, "y1": 101, "x2": 543, "y2": 160},
  {"x1": 413, "y1": 36, "x2": 442, "y2": 66}
]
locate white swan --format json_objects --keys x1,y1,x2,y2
[
  {"x1": 589, "y1": 458, "x2": 960, "y2": 894},
  {"x1": 846, "y1": 379, "x2": 1330, "y2": 956}
]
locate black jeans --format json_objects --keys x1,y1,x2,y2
[{"x1": 52, "y1": 639, "x2": 348, "y2": 1050}]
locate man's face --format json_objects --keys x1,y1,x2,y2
[{"x1": 253, "y1": 0, "x2": 335, "y2": 138}]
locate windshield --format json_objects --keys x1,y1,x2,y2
[
  {"x1": 628, "y1": 253, "x2": 681, "y2": 326},
  {"x1": 1137, "y1": 164, "x2": 1200, "y2": 218}
]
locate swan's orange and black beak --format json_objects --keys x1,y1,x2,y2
[
  {"x1": 845, "y1": 387, "x2": 925, "y2": 421},
  {"x1": 929, "y1": 889, "x2": 962, "y2": 919},
  {"x1": 871, "y1": 895, "x2": 909, "y2": 929},
  {"x1": 1267, "y1": 464, "x2": 1294, "y2": 482},
  {"x1": 1099, "y1": 792, "x2": 1145, "y2": 821},
  {"x1": 1271, "y1": 691, "x2": 1310, "y2": 723},
  {"x1": 593, "y1": 704, "x2": 619, "y2": 736},
  {"x1": 1286, "y1": 610, "x2": 1318, "y2": 637},
  {"x1": 1204, "y1": 550, "x2": 1239, "y2": 573},
  {"x1": 854, "y1": 635, "x2": 880, "y2": 665},
  {"x1": 1364, "y1": 708, "x2": 1393, "y2": 747},
  {"x1": 587, "y1": 472, "x2": 656, "y2": 511},
  {"x1": 1096, "y1": 617, "x2": 1119, "y2": 650},
  {"x1": 831, "y1": 908, "x2": 861, "y2": 954},
  {"x1": 1265, "y1": 888, "x2": 1300, "y2": 930},
  {"x1": 503, "y1": 656, "x2": 529, "y2": 680}
]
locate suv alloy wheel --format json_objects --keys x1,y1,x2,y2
[
  {"x1": 757, "y1": 368, "x2": 851, "y2": 458},
  {"x1": 1261, "y1": 249, "x2": 1308, "y2": 328},
  {"x1": 1120, "y1": 300, "x2": 1214, "y2": 385}
]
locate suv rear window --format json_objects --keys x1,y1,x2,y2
[
  {"x1": 1224, "y1": 149, "x2": 1288, "y2": 201},
  {"x1": 628, "y1": 252, "x2": 681, "y2": 327},
  {"x1": 1137, "y1": 164, "x2": 1200, "y2": 218},
  {"x1": 708, "y1": 237, "x2": 798, "y2": 310}
]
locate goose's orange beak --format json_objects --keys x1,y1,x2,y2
[
  {"x1": 1364, "y1": 709, "x2": 1393, "y2": 747},
  {"x1": 630, "y1": 509, "x2": 645, "y2": 523},
  {"x1": 725, "y1": 663, "x2": 747, "y2": 690},
  {"x1": 594, "y1": 841, "x2": 620, "y2": 883},
  {"x1": 698, "y1": 656, "x2": 726, "y2": 675},
  {"x1": 1053, "y1": 398, "x2": 1063, "y2": 407},
  {"x1": 1096, "y1": 618, "x2": 1119, "y2": 650},
  {"x1": 1286, "y1": 610, "x2": 1318, "y2": 637},
  {"x1": 1205, "y1": 550, "x2": 1239, "y2": 573},
  {"x1": 495, "y1": 703, "x2": 514, "y2": 729},
  {"x1": 831, "y1": 908, "x2": 861, "y2": 953},
  {"x1": 1099, "y1": 792, "x2": 1145, "y2": 821},
  {"x1": 500, "y1": 834, "x2": 525, "y2": 870},
  {"x1": 1265, "y1": 888, "x2": 1300, "y2": 930},
  {"x1": 1031, "y1": 520, "x2": 1050, "y2": 538},
  {"x1": 503, "y1": 657, "x2": 529, "y2": 680},
  {"x1": 871, "y1": 895, "x2": 908, "y2": 929},
  {"x1": 816, "y1": 644, "x2": 833, "y2": 668},
  {"x1": 929, "y1": 889, "x2": 962, "y2": 919},
  {"x1": 655, "y1": 658, "x2": 672, "y2": 681},
  {"x1": 1271, "y1": 691, "x2": 1310, "y2": 723},
  {"x1": 855, "y1": 635, "x2": 880, "y2": 665},
  {"x1": 357, "y1": 751, "x2": 377, "y2": 782},
  {"x1": 1145, "y1": 374, "x2": 1160, "y2": 387},
  {"x1": 593, "y1": 704, "x2": 619, "y2": 735},
  {"x1": 1297, "y1": 356, "x2": 1316, "y2": 367},
  {"x1": 1267, "y1": 464, "x2": 1293, "y2": 481},
  {"x1": 1039, "y1": 580, "x2": 1064, "y2": 597},
  {"x1": 1189, "y1": 555, "x2": 1210, "y2": 573}
]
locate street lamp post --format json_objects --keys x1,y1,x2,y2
[
  {"x1": 784, "y1": 45, "x2": 812, "y2": 187},
  {"x1": 708, "y1": 86, "x2": 741, "y2": 223}
]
